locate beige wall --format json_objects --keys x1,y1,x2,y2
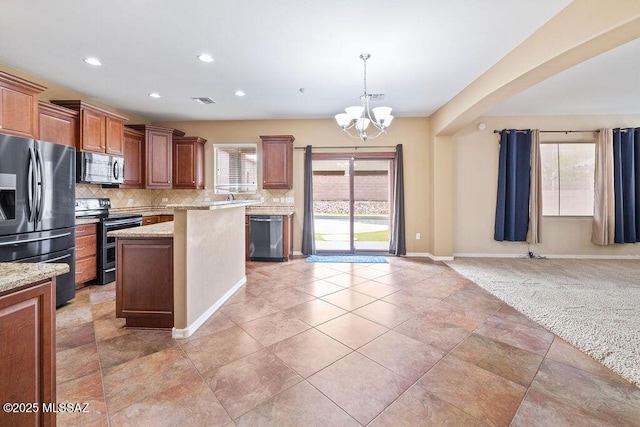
[
  {"x1": 154, "y1": 118, "x2": 431, "y2": 255},
  {"x1": 453, "y1": 114, "x2": 640, "y2": 257},
  {"x1": 173, "y1": 208, "x2": 246, "y2": 330}
]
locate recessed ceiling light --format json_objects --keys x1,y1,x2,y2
[
  {"x1": 149, "y1": 92, "x2": 161, "y2": 98},
  {"x1": 235, "y1": 90, "x2": 246, "y2": 97},
  {"x1": 83, "y1": 57, "x2": 102, "y2": 66},
  {"x1": 197, "y1": 53, "x2": 214, "y2": 63}
]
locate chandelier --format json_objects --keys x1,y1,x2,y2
[{"x1": 335, "y1": 53, "x2": 394, "y2": 141}]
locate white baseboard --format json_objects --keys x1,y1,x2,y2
[
  {"x1": 453, "y1": 253, "x2": 640, "y2": 260},
  {"x1": 172, "y1": 276, "x2": 247, "y2": 339},
  {"x1": 406, "y1": 252, "x2": 455, "y2": 262},
  {"x1": 453, "y1": 253, "x2": 527, "y2": 258},
  {"x1": 293, "y1": 251, "x2": 303, "y2": 256}
]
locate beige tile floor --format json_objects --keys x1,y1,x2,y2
[{"x1": 55, "y1": 257, "x2": 640, "y2": 426}]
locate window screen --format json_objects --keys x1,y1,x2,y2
[{"x1": 214, "y1": 144, "x2": 257, "y2": 194}]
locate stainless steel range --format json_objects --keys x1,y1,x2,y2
[{"x1": 75, "y1": 198, "x2": 142, "y2": 284}]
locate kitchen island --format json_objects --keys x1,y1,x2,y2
[
  {"x1": 1, "y1": 262, "x2": 69, "y2": 427},
  {"x1": 108, "y1": 201, "x2": 255, "y2": 337}
]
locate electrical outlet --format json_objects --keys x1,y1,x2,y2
[
  {"x1": 416, "y1": 233, "x2": 421, "y2": 240},
  {"x1": 162, "y1": 198, "x2": 168, "y2": 202},
  {"x1": 204, "y1": 197, "x2": 211, "y2": 202}
]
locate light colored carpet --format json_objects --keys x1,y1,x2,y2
[{"x1": 445, "y1": 258, "x2": 640, "y2": 386}]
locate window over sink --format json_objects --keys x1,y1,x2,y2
[{"x1": 213, "y1": 143, "x2": 257, "y2": 194}]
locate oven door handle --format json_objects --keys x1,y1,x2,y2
[{"x1": 104, "y1": 218, "x2": 142, "y2": 228}]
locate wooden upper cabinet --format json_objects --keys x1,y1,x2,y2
[
  {"x1": 0, "y1": 71, "x2": 46, "y2": 139},
  {"x1": 38, "y1": 101, "x2": 78, "y2": 147},
  {"x1": 81, "y1": 108, "x2": 105, "y2": 152},
  {"x1": 260, "y1": 135, "x2": 294, "y2": 189},
  {"x1": 106, "y1": 116, "x2": 124, "y2": 155},
  {"x1": 50, "y1": 100, "x2": 127, "y2": 155},
  {"x1": 173, "y1": 136, "x2": 206, "y2": 189},
  {"x1": 122, "y1": 127, "x2": 145, "y2": 188},
  {"x1": 126, "y1": 125, "x2": 174, "y2": 189}
]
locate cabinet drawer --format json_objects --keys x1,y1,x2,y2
[
  {"x1": 143, "y1": 216, "x2": 159, "y2": 226},
  {"x1": 75, "y1": 256, "x2": 97, "y2": 284},
  {"x1": 75, "y1": 234, "x2": 97, "y2": 259},
  {"x1": 75, "y1": 223, "x2": 97, "y2": 237}
]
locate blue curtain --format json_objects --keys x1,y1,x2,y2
[
  {"x1": 494, "y1": 130, "x2": 532, "y2": 241},
  {"x1": 612, "y1": 128, "x2": 640, "y2": 243}
]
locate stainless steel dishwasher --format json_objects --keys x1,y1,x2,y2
[{"x1": 249, "y1": 215, "x2": 284, "y2": 261}]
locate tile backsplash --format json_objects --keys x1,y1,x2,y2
[{"x1": 76, "y1": 184, "x2": 294, "y2": 209}]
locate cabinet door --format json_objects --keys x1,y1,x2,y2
[
  {"x1": 122, "y1": 130, "x2": 144, "y2": 188},
  {"x1": 0, "y1": 87, "x2": 37, "y2": 138},
  {"x1": 116, "y1": 238, "x2": 173, "y2": 328},
  {"x1": 173, "y1": 142, "x2": 196, "y2": 188},
  {"x1": 262, "y1": 137, "x2": 293, "y2": 189},
  {"x1": 80, "y1": 109, "x2": 105, "y2": 153},
  {"x1": 0, "y1": 280, "x2": 55, "y2": 426},
  {"x1": 196, "y1": 140, "x2": 205, "y2": 189},
  {"x1": 146, "y1": 130, "x2": 172, "y2": 188},
  {"x1": 38, "y1": 103, "x2": 76, "y2": 147},
  {"x1": 105, "y1": 116, "x2": 124, "y2": 156}
]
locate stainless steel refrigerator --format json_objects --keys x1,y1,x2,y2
[{"x1": 0, "y1": 134, "x2": 76, "y2": 306}]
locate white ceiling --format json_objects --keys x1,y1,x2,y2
[{"x1": 4, "y1": 1, "x2": 634, "y2": 123}]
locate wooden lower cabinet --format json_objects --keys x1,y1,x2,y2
[
  {"x1": 0, "y1": 279, "x2": 56, "y2": 427},
  {"x1": 75, "y1": 223, "x2": 97, "y2": 288},
  {"x1": 245, "y1": 215, "x2": 250, "y2": 261},
  {"x1": 142, "y1": 216, "x2": 159, "y2": 226},
  {"x1": 282, "y1": 215, "x2": 292, "y2": 261},
  {"x1": 142, "y1": 214, "x2": 173, "y2": 226},
  {"x1": 116, "y1": 237, "x2": 173, "y2": 328}
]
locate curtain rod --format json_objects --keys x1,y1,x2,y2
[
  {"x1": 293, "y1": 145, "x2": 396, "y2": 150},
  {"x1": 492, "y1": 129, "x2": 600, "y2": 134}
]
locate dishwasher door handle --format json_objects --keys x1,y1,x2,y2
[{"x1": 250, "y1": 217, "x2": 282, "y2": 222}]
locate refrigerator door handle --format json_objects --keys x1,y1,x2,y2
[
  {"x1": 0, "y1": 232, "x2": 72, "y2": 247},
  {"x1": 40, "y1": 253, "x2": 72, "y2": 263},
  {"x1": 35, "y1": 147, "x2": 45, "y2": 223},
  {"x1": 27, "y1": 146, "x2": 37, "y2": 223}
]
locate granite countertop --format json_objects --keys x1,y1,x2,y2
[
  {"x1": 108, "y1": 221, "x2": 174, "y2": 238},
  {"x1": 166, "y1": 200, "x2": 260, "y2": 210},
  {"x1": 0, "y1": 263, "x2": 70, "y2": 294},
  {"x1": 75, "y1": 218, "x2": 100, "y2": 225},
  {"x1": 110, "y1": 207, "x2": 174, "y2": 216},
  {"x1": 246, "y1": 205, "x2": 295, "y2": 216}
]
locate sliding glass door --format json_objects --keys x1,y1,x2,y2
[{"x1": 312, "y1": 153, "x2": 394, "y2": 254}]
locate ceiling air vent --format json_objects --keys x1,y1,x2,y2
[
  {"x1": 192, "y1": 97, "x2": 216, "y2": 105},
  {"x1": 369, "y1": 93, "x2": 385, "y2": 101}
]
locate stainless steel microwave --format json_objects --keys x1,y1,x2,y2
[{"x1": 76, "y1": 151, "x2": 124, "y2": 185}]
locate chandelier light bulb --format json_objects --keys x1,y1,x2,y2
[{"x1": 334, "y1": 53, "x2": 393, "y2": 142}]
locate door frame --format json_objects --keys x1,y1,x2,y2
[{"x1": 312, "y1": 151, "x2": 396, "y2": 254}]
